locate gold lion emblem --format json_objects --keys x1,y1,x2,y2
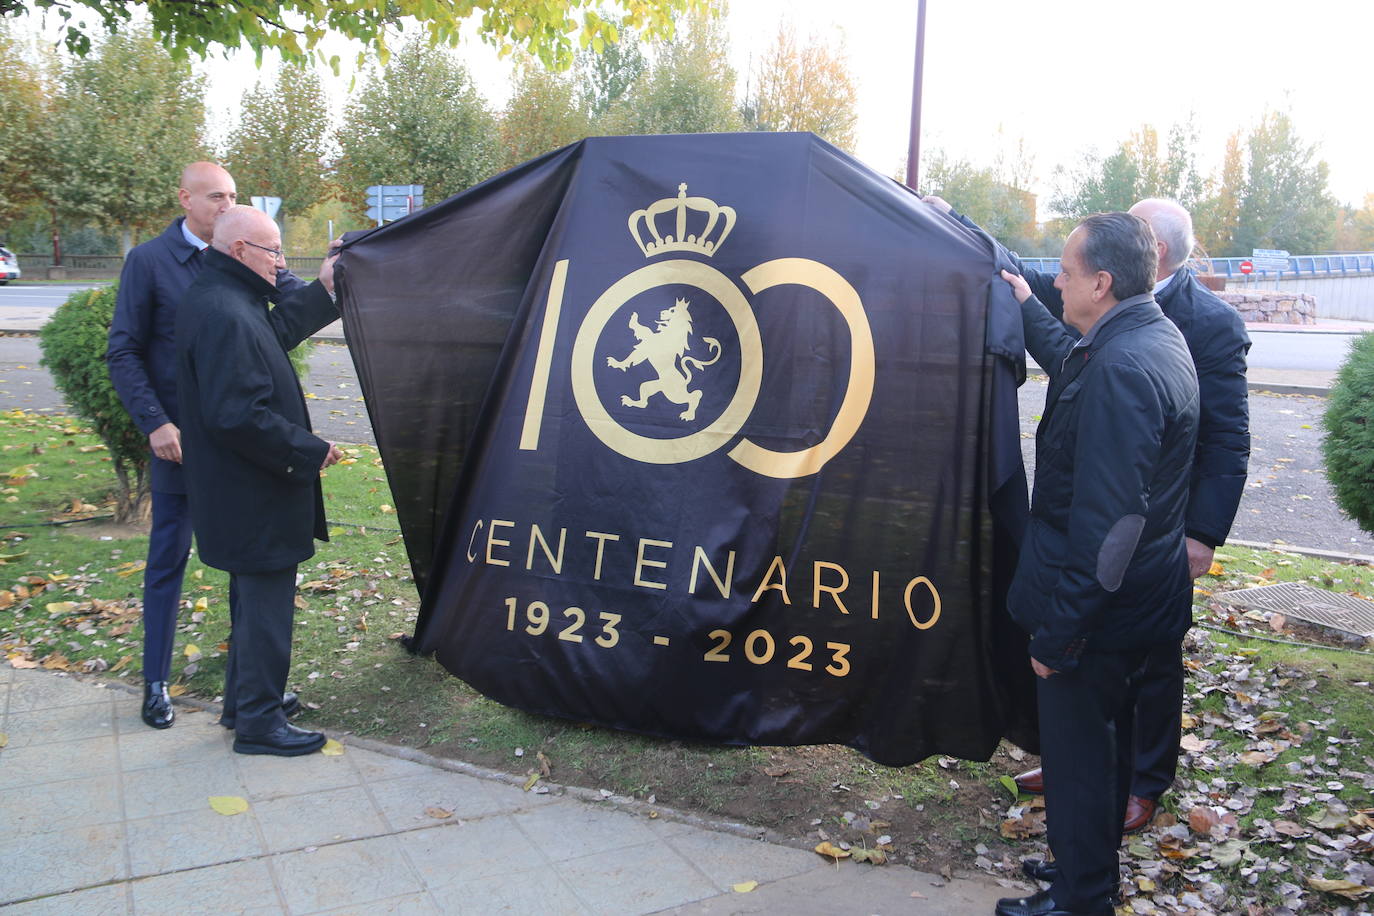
[{"x1": 606, "y1": 298, "x2": 722, "y2": 421}]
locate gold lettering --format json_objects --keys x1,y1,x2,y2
[
  {"x1": 634, "y1": 538, "x2": 672, "y2": 590},
  {"x1": 870, "y1": 570, "x2": 880, "y2": 619},
  {"x1": 690, "y1": 546, "x2": 735, "y2": 599},
  {"x1": 584, "y1": 530, "x2": 621, "y2": 581},
  {"x1": 812, "y1": 561, "x2": 851, "y2": 615},
  {"x1": 466, "y1": 519, "x2": 484, "y2": 563},
  {"x1": 526, "y1": 524, "x2": 566, "y2": 574},
  {"x1": 751, "y1": 556, "x2": 791, "y2": 604},
  {"x1": 903, "y1": 576, "x2": 941, "y2": 630},
  {"x1": 486, "y1": 519, "x2": 514, "y2": 567}
]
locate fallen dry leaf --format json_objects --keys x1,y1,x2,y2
[
  {"x1": 167, "y1": 684, "x2": 186, "y2": 697},
  {"x1": 1188, "y1": 807, "x2": 1221, "y2": 834},
  {"x1": 321, "y1": 738, "x2": 344, "y2": 756},
  {"x1": 1179, "y1": 734, "x2": 1208, "y2": 752},
  {"x1": 522, "y1": 772, "x2": 542, "y2": 791},
  {"x1": 424, "y1": 806, "x2": 453, "y2": 819},
  {"x1": 763, "y1": 765, "x2": 790, "y2": 778},
  {"x1": 209, "y1": 796, "x2": 249, "y2": 816},
  {"x1": 537, "y1": 750, "x2": 552, "y2": 777},
  {"x1": 40, "y1": 653, "x2": 70, "y2": 670},
  {"x1": 8, "y1": 655, "x2": 37, "y2": 669},
  {"x1": 1273, "y1": 819, "x2": 1309, "y2": 837},
  {"x1": 0, "y1": 731, "x2": 7, "y2": 748},
  {"x1": 850, "y1": 847, "x2": 888, "y2": 865},
  {"x1": 1306, "y1": 877, "x2": 1374, "y2": 899},
  {"x1": 732, "y1": 881, "x2": 758, "y2": 893},
  {"x1": 814, "y1": 841, "x2": 850, "y2": 862},
  {"x1": 1268, "y1": 612, "x2": 1287, "y2": 632}
]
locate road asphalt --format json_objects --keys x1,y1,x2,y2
[{"x1": 1, "y1": 289, "x2": 1371, "y2": 913}]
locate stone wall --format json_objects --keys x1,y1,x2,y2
[{"x1": 1217, "y1": 288, "x2": 1317, "y2": 325}]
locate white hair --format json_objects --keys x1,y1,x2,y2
[{"x1": 1134, "y1": 198, "x2": 1195, "y2": 273}]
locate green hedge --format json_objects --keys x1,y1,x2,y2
[{"x1": 1322, "y1": 332, "x2": 1374, "y2": 535}]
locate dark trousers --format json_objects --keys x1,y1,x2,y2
[
  {"x1": 1129, "y1": 641, "x2": 1185, "y2": 800},
  {"x1": 141, "y1": 490, "x2": 193, "y2": 682},
  {"x1": 222, "y1": 566, "x2": 298, "y2": 737},
  {"x1": 1039, "y1": 647, "x2": 1152, "y2": 911}
]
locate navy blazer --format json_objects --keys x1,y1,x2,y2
[{"x1": 106, "y1": 217, "x2": 305, "y2": 493}]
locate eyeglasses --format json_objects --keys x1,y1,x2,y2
[{"x1": 242, "y1": 240, "x2": 284, "y2": 260}]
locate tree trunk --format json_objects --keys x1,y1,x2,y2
[
  {"x1": 121, "y1": 226, "x2": 133, "y2": 257},
  {"x1": 50, "y1": 208, "x2": 62, "y2": 266},
  {"x1": 111, "y1": 458, "x2": 152, "y2": 525}
]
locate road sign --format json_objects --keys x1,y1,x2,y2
[
  {"x1": 250, "y1": 196, "x2": 281, "y2": 220},
  {"x1": 1251, "y1": 248, "x2": 1290, "y2": 272},
  {"x1": 1239, "y1": 260, "x2": 1253, "y2": 274},
  {"x1": 365, "y1": 185, "x2": 424, "y2": 225}
]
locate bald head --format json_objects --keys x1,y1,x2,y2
[
  {"x1": 1128, "y1": 198, "x2": 1194, "y2": 280},
  {"x1": 179, "y1": 161, "x2": 238, "y2": 243},
  {"x1": 213, "y1": 206, "x2": 282, "y2": 284}
]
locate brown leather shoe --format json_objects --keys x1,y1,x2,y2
[
  {"x1": 1123, "y1": 795, "x2": 1158, "y2": 833},
  {"x1": 1013, "y1": 766, "x2": 1044, "y2": 795}
]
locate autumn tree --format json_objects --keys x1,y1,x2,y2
[
  {"x1": 498, "y1": 56, "x2": 592, "y2": 172},
  {"x1": 1050, "y1": 122, "x2": 1206, "y2": 220},
  {"x1": 0, "y1": 24, "x2": 48, "y2": 228},
  {"x1": 602, "y1": 11, "x2": 741, "y2": 135},
  {"x1": 1332, "y1": 195, "x2": 1374, "y2": 253},
  {"x1": 224, "y1": 64, "x2": 332, "y2": 221},
  {"x1": 1192, "y1": 132, "x2": 1243, "y2": 256},
  {"x1": 576, "y1": 22, "x2": 646, "y2": 118},
  {"x1": 923, "y1": 136, "x2": 1047, "y2": 254},
  {"x1": 36, "y1": 26, "x2": 206, "y2": 255},
  {"x1": 744, "y1": 23, "x2": 857, "y2": 151},
  {"x1": 1233, "y1": 111, "x2": 1337, "y2": 255},
  {"x1": 335, "y1": 38, "x2": 499, "y2": 216},
  {"x1": 0, "y1": 0, "x2": 714, "y2": 70}
]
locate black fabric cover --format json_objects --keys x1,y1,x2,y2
[{"x1": 335, "y1": 133, "x2": 1036, "y2": 765}]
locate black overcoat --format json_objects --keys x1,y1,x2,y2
[{"x1": 175, "y1": 248, "x2": 338, "y2": 573}]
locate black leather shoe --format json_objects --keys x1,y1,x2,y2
[
  {"x1": 995, "y1": 888, "x2": 1114, "y2": 916},
  {"x1": 1020, "y1": 861, "x2": 1124, "y2": 906},
  {"x1": 219, "y1": 692, "x2": 300, "y2": 730},
  {"x1": 233, "y1": 722, "x2": 326, "y2": 757},
  {"x1": 141, "y1": 681, "x2": 175, "y2": 729}
]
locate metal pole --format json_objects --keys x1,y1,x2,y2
[{"x1": 904, "y1": 0, "x2": 928, "y2": 191}]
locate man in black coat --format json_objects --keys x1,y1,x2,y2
[
  {"x1": 994, "y1": 213, "x2": 1199, "y2": 916},
  {"x1": 107, "y1": 162, "x2": 306, "y2": 729},
  {"x1": 1009, "y1": 199, "x2": 1251, "y2": 831},
  {"x1": 176, "y1": 206, "x2": 342, "y2": 756}
]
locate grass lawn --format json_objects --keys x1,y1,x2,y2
[{"x1": 3, "y1": 408, "x2": 1374, "y2": 913}]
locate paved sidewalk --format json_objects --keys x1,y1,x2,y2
[{"x1": 0, "y1": 666, "x2": 1011, "y2": 914}]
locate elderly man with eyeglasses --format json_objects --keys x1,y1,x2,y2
[{"x1": 174, "y1": 205, "x2": 344, "y2": 756}]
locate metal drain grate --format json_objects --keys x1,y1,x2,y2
[{"x1": 1212, "y1": 583, "x2": 1374, "y2": 638}]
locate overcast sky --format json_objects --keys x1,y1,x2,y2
[{"x1": 18, "y1": 0, "x2": 1374, "y2": 211}]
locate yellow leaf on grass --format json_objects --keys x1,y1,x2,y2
[
  {"x1": 167, "y1": 684, "x2": 186, "y2": 697},
  {"x1": 1207, "y1": 560, "x2": 1224, "y2": 576},
  {"x1": 194, "y1": 597, "x2": 208, "y2": 612},
  {"x1": 209, "y1": 795, "x2": 248, "y2": 816},
  {"x1": 814, "y1": 841, "x2": 850, "y2": 862},
  {"x1": 109, "y1": 655, "x2": 132, "y2": 673},
  {"x1": 1307, "y1": 877, "x2": 1374, "y2": 899},
  {"x1": 45, "y1": 601, "x2": 77, "y2": 617},
  {"x1": 0, "y1": 590, "x2": 12, "y2": 608},
  {"x1": 732, "y1": 881, "x2": 758, "y2": 893},
  {"x1": 114, "y1": 560, "x2": 146, "y2": 577},
  {"x1": 850, "y1": 847, "x2": 888, "y2": 865},
  {"x1": 321, "y1": 738, "x2": 344, "y2": 756},
  {"x1": 379, "y1": 504, "x2": 395, "y2": 514},
  {"x1": 183, "y1": 644, "x2": 201, "y2": 659},
  {"x1": 41, "y1": 653, "x2": 70, "y2": 670}
]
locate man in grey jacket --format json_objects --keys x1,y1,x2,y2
[{"x1": 994, "y1": 213, "x2": 1199, "y2": 916}]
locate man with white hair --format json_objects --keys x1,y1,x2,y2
[
  {"x1": 176, "y1": 206, "x2": 342, "y2": 757},
  {"x1": 1009, "y1": 199, "x2": 1251, "y2": 838}
]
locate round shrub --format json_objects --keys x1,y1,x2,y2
[
  {"x1": 38, "y1": 283, "x2": 150, "y2": 523},
  {"x1": 1322, "y1": 331, "x2": 1374, "y2": 535}
]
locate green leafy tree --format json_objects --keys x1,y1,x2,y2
[
  {"x1": 335, "y1": 38, "x2": 499, "y2": 217},
  {"x1": 1051, "y1": 121, "x2": 1206, "y2": 219},
  {"x1": 922, "y1": 146, "x2": 1044, "y2": 256},
  {"x1": 224, "y1": 64, "x2": 331, "y2": 220},
  {"x1": 37, "y1": 26, "x2": 206, "y2": 255},
  {"x1": 1192, "y1": 132, "x2": 1243, "y2": 256},
  {"x1": 602, "y1": 11, "x2": 740, "y2": 135},
  {"x1": 0, "y1": 0, "x2": 714, "y2": 70},
  {"x1": 576, "y1": 21, "x2": 646, "y2": 118},
  {"x1": 1322, "y1": 332, "x2": 1374, "y2": 535},
  {"x1": 0, "y1": 24, "x2": 49, "y2": 228},
  {"x1": 498, "y1": 56, "x2": 592, "y2": 172},
  {"x1": 743, "y1": 23, "x2": 857, "y2": 151},
  {"x1": 38, "y1": 284, "x2": 150, "y2": 523},
  {"x1": 1332, "y1": 194, "x2": 1374, "y2": 253},
  {"x1": 1233, "y1": 111, "x2": 1337, "y2": 255}
]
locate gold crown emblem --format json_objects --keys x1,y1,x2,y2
[{"x1": 628, "y1": 183, "x2": 736, "y2": 258}]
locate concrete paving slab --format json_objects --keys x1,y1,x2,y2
[
  {"x1": 511, "y1": 798, "x2": 668, "y2": 861},
  {"x1": 311, "y1": 891, "x2": 442, "y2": 915},
  {"x1": 117, "y1": 717, "x2": 231, "y2": 771},
  {"x1": 120, "y1": 755, "x2": 246, "y2": 819},
  {"x1": 392, "y1": 816, "x2": 546, "y2": 887},
  {"x1": 235, "y1": 744, "x2": 362, "y2": 801},
  {"x1": 0, "y1": 821, "x2": 127, "y2": 904},
  {"x1": 273, "y1": 835, "x2": 425, "y2": 912},
  {"x1": 1, "y1": 882, "x2": 131, "y2": 915},
  {"x1": 555, "y1": 842, "x2": 722, "y2": 913},
  {"x1": 662, "y1": 827, "x2": 816, "y2": 889},
  {"x1": 428, "y1": 869, "x2": 586, "y2": 915},
  {"x1": 7, "y1": 669, "x2": 115, "y2": 713},
  {"x1": 346, "y1": 746, "x2": 437, "y2": 784},
  {"x1": 367, "y1": 769, "x2": 552, "y2": 830},
  {"x1": 124, "y1": 804, "x2": 266, "y2": 877},
  {"x1": 5, "y1": 771, "x2": 124, "y2": 835},
  {"x1": 0, "y1": 734, "x2": 117, "y2": 790},
  {"x1": 3, "y1": 697, "x2": 115, "y2": 747},
  {"x1": 253, "y1": 785, "x2": 390, "y2": 852},
  {"x1": 128, "y1": 859, "x2": 282, "y2": 914}
]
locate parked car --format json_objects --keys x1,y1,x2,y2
[{"x1": 0, "y1": 245, "x2": 19, "y2": 284}]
